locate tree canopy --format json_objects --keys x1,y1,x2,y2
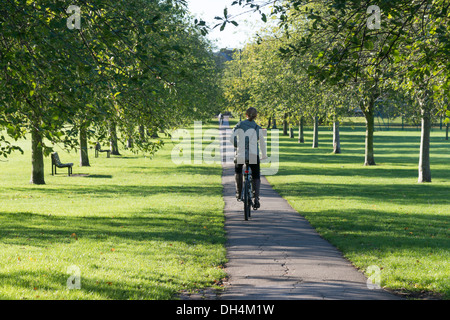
[{"x1": 1, "y1": 0, "x2": 222, "y2": 183}]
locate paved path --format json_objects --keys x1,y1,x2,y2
[{"x1": 218, "y1": 117, "x2": 400, "y2": 300}]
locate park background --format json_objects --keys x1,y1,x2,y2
[{"x1": 0, "y1": 0, "x2": 449, "y2": 300}]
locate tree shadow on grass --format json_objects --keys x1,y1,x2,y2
[
  {"x1": 0, "y1": 206, "x2": 226, "y2": 248},
  {"x1": 0, "y1": 206, "x2": 226, "y2": 299},
  {"x1": 4, "y1": 184, "x2": 223, "y2": 199},
  {"x1": 274, "y1": 162, "x2": 450, "y2": 181},
  {"x1": 299, "y1": 208, "x2": 450, "y2": 299},
  {"x1": 301, "y1": 208, "x2": 450, "y2": 251},
  {"x1": 126, "y1": 165, "x2": 221, "y2": 176},
  {"x1": 0, "y1": 268, "x2": 177, "y2": 300},
  {"x1": 272, "y1": 180, "x2": 450, "y2": 206}
]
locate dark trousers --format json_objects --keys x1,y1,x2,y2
[{"x1": 235, "y1": 157, "x2": 260, "y2": 180}]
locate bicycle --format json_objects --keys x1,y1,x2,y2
[{"x1": 242, "y1": 162, "x2": 253, "y2": 221}]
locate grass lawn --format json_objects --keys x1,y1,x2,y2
[
  {"x1": 0, "y1": 124, "x2": 227, "y2": 300},
  {"x1": 265, "y1": 123, "x2": 450, "y2": 299}
]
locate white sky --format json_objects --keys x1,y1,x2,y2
[{"x1": 186, "y1": 0, "x2": 269, "y2": 49}]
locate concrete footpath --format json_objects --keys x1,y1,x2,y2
[{"x1": 216, "y1": 117, "x2": 400, "y2": 300}]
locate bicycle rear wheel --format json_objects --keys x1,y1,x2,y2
[
  {"x1": 243, "y1": 180, "x2": 250, "y2": 220},
  {"x1": 248, "y1": 178, "x2": 252, "y2": 218}
]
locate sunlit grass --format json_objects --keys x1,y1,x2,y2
[
  {"x1": 266, "y1": 124, "x2": 450, "y2": 299},
  {"x1": 0, "y1": 123, "x2": 227, "y2": 300}
]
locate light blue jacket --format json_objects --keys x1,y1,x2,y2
[{"x1": 229, "y1": 120, "x2": 266, "y2": 164}]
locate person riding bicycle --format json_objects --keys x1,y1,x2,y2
[{"x1": 229, "y1": 107, "x2": 267, "y2": 209}]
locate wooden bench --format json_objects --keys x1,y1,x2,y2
[
  {"x1": 95, "y1": 142, "x2": 110, "y2": 158},
  {"x1": 51, "y1": 152, "x2": 73, "y2": 176}
]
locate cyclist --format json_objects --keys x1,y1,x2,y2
[{"x1": 229, "y1": 107, "x2": 267, "y2": 209}]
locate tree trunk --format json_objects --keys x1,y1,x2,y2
[
  {"x1": 79, "y1": 126, "x2": 90, "y2": 167},
  {"x1": 150, "y1": 127, "x2": 159, "y2": 138},
  {"x1": 418, "y1": 108, "x2": 432, "y2": 183},
  {"x1": 30, "y1": 125, "x2": 45, "y2": 185},
  {"x1": 139, "y1": 125, "x2": 145, "y2": 142},
  {"x1": 283, "y1": 113, "x2": 288, "y2": 135},
  {"x1": 298, "y1": 116, "x2": 304, "y2": 143},
  {"x1": 446, "y1": 122, "x2": 449, "y2": 141},
  {"x1": 289, "y1": 125, "x2": 294, "y2": 138},
  {"x1": 363, "y1": 104, "x2": 376, "y2": 166},
  {"x1": 127, "y1": 137, "x2": 133, "y2": 149},
  {"x1": 109, "y1": 123, "x2": 120, "y2": 155},
  {"x1": 312, "y1": 116, "x2": 319, "y2": 148},
  {"x1": 267, "y1": 117, "x2": 271, "y2": 129},
  {"x1": 272, "y1": 115, "x2": 277, "y2": 129},
  {"x1": 333, "y1": 120, "x2": 341, "y2": 154}
]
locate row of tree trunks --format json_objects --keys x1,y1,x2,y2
[
  {"x1": 30, "y1": 107, "x2": 439, "y2": 185},
  {"x1": 294, "y1": 115, "x2": 340, "y2": 153}
]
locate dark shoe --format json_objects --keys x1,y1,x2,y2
[
  {"x1": 253, "y1": 197, "x2": 260, "y2": 210},
  {"x1": 252, "y1": 178, "x2": 261, "y2": 209}
]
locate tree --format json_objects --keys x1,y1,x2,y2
[
  {"x1": 1, "y1": 0, "x2": 222, "y2": 184},
  {"x1": 224, "y1": 0, "x2": 450, "y2": 180}
]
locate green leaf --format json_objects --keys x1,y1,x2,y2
[
  {"x1": 261, "y1": 13, "x2": 267, "y2": 23},
  {"x1": 364, "y1": 40, "x2": 374, "y2": 50}
]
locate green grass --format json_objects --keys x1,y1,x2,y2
[
  {"x1": 2, "y1": 118, "x2": 449, "y2": 300},
  {"x1": 265, "y1": 124, "x2": 450, "y2": 299},
  {"x1": 0, "y1": 124, "x2": 227, "y2": 300}
]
